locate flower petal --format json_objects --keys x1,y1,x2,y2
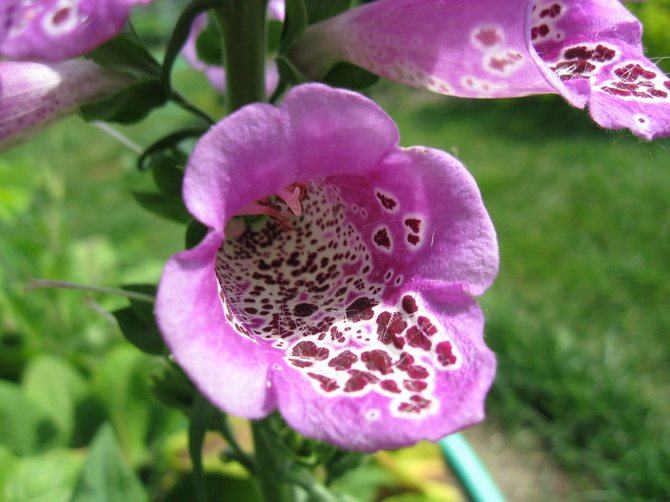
[
  {"x1": 292, "y1": 0, "x2": 670, "y2": 139},
  {"x1": 0, "y1": 0, "x2": 151, "y2": 62},
  {"x1": 155, "y1": 232, "x2": 276, "y2": 418},
  {"x1": 183, "y1": 84, "x2": 399, "y2": 232},
  {"x1": 270, "y1": 286, "x2": 495, "y2": 452},
  {"x1": 0, "y1": 60, "x2": 131, "y2": 151},
  {"x1": 163, "y1": 84, "x2": 498, "y2": 451}
]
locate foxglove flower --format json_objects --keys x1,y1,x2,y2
[
  {"x1": 0, "y1": 0, "x2": 151, "y2": 62},
  {"x1": 291, "y1": 0, "x2": 670, "y2": 140},
  {"x1": 0, "y1": 60, "x2": 131, "y2": 150},
  {"x1": 156, "y1": 84, "x2": 498, "y2": 452}
]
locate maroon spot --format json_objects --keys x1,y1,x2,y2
[
  {"x1": 418, "y1": 316, "x2": 438, "y2": 337},
  {"x1": 592, "y1": 44, "x2": 616, "y2": 62},
  {"x1": 293, "y1": 302, "x2": 318, "y2": 317},
  {"x1": 373, "y1": 227, "x2": 391, "y2": 249},
  {"x1": 564, "y1": 46, "x2": 593, "y2": 60},
  {"x1": 602, "y1": 86, "x2": 631, "y2": 97},
  {"x1": 650, "y1": 89, "x2": 668, "y2": 98},
  {"x1": 346, "y1": 297, "x2": 377, "y2": 322},
  {"x1": 488, "y1": 52, "x2": 522, "y2": 73},
  {"x1": 404, "y1": 218, "x2": 421, "y2": 233},
  {"x1": 401, "y1": 295, "x2": 418, "y2": 314},
  {"x1": 540, "y1": 3, "x2": 561, "y2": 18},
  {"x1": 344, "y1": 370, "x2": 379, "y2": 392},
  {"x1": 361, "y1": 349, "x2": 394, "y2": 374},
  {"x1": 398, "y1": 395, "x2": 432, "y2": 413},
  {"x1": 555, "y1": 59, "x2": 596, "y2": 75},
  {"x1": 407, "y1": 234, "x2": 420, "y2": 246},
  {"x1": 328, "y1": 350, "x2": 358, "y2": 371},
  {"x1": 291, "y1": 341, "x2": 329, "y2": 361},
  {"x1": 406, "y1": 326, "x2": 432, "y2": 351},
  {"x1": 376, "y1": 192, "x2": 398, "y2": 211},
  {"x1": 406, "y1": 365, "x2": 429, "y2": 379},
  {"x1": 531, "y1": 24, "x2": 550, "y2": 40},
  {"x1": 381, "y1": 380, "x2": 401, "y2": 393},
  {"x1": 664, "y1": 81, "x2": 670, "y2": 91},
  {"x1": 396, "y1": 352, "x2": 415, "y2": 371},
  {"x1": 615, "y1": 63, "x2": 656, "y2": 82},
  {"x1": 52, "y1": 7, "x2": 72, "y2": 25},
  {"x1": 638, "y1": 117, "x2": 646, "y2": 123},
  {"x1": 436, "y1": 341, "x2": 458, "y2": 366},
  {"x1": 308, "y1": 373, "x2": 339, "y2": 392},
  {"x1": 376, "y1": 311, "x2": 407, "y2": 348},
  {"x1": 474, "y1": 27, "x2": 501, "y2": 47},
  {"x1": 290, "y1": 359, "x2": 313, "y2": 368},
  {"x1": 404, "y1": 380, "x2": 428, "y2": 392}
]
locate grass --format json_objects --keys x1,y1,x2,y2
[{"x1": 378, "y1": 87, "x2": 670, "y2": 500}]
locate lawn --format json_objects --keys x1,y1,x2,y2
[{"x1": 1, "y1": 80, "x2": 669, "y2": 499}]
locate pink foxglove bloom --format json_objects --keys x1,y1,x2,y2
[
  {"x1": 0, "y1": 60, "x2": 131, "y2": 150},
  {"x1": 0, "y1": 0, "x2": 151, "y2": 62},
  {"x1": 156, "y1": 84, "x2": 498, "y2": 451},
  {"x1": 292, "y1": 0, "x2": 670, "y2": 140},
  {"x1": 182, "y1": 6, "x2": 283, "y2": 95}
]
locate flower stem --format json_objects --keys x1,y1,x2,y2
[
  {"x1": 215, "y1": 0, "x2": 268, "y2": 114},
  {"x1": 24, "y1": 278, "x2": 155, "y2": 303},
  {"x1": 251, "y1": 418, "x2": 297, "y2": 502}
]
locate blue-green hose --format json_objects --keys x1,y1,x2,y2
[{"x1": 439, "y1": 433, "x2": 506, "y2": 502}]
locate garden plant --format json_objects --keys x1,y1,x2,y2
[{"x1": 1, "y1": 0, "x2": 669, "y2": 500}]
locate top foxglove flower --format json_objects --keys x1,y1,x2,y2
[
  {"x1": 291, "y1": 0, "x2": 670, "y2": 140},
  {"x1": 156, "y1": 84, "x2": 499, "y2": 452},
  {"x1": 0, "y1": 0, "x2": 151, "y2": 62}
]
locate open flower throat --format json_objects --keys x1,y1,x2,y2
[{"x1": 216, "y1": 179, "x2": 460, "y2": 418}]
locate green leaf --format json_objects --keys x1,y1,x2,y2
[
  {"x1": 131, "y1": 191, "x2": 191, "y2": 223},
  {"x1": 113, "y1": 307, "x2": 164, "y2": 356},
  {"x1": 120, "y1": 284, "x2": 157, "y2": 323},
  {"x1": 322, "y1": 62, "x2": 379, "y2": 91},
  {"x1": 87, "y1": 32, "x2": 161, "y2": 79},
  {"x1": 280, "y1": 0, "x2": 308, "y2": 53},
  {"x1": 276, "y1": 55, "x2": 309, "y2": 85},
  {"x1": 137, "y1": 128, "x2": 206, "y2": 171},
  {"x1": 151, "y1": 361, "x2": 196, "y2": 412},
  {"x1": 185, "y1": 219, "x2": 209, "y2": 249},
  {"x1": 80, "y1": 79, "x2": 167, "y2": 124},
  {"x1": 304, "y1": 0, "x2": 351, "y2": 24},
  {"x1": 324, "y1": 450, "x2": 365, "y2": 485},
  {"x1": 165, "y1": 473, "x2": 262, "y2": 502},
  {"x1": 22, "y1": 356, "x2": 88, "y2": 444},
  {"x1": 0, "y1": 381, "x2": 60, "y2": 455},
  {"x1": 151, "y1": 156, "x2": 184, "y2": 197},
  {"x1": 71, "y1": 424, "x2": 145, "y2": 502},
  {"x1": 93, "y1": 347, "x2": 156, "y2": 466},
  {"x1": 162, "y1": 0, "x2": 222, "y2": 94},
  {"x1": 3, "y1": 449, "x2": 83, "y2": 502},
  {"x1": 195, "y1": 20, "x2": 224, "y2": 66},
  {"x1": 0, "y1": 445, "x2": 17, "y2": 495}
]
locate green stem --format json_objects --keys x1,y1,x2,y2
[
  {"x1": 216, "y1": 0, "x2": 268, "y2": 113},
  {"x1": 251, "y1": 419, "x2": 297, "y2": 502},
  {"x1": 24, "y1": 278, "x2": 155, "y2": 303}
]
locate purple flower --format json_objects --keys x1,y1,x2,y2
[
  {"x1": 292, "y1": 0, "x2": 670, "y2": 140},
  {"x1": 0, "y1": 0, "x2": 151, "y2": 62},
  {"x1": 0, "y1": 60, "x2": 132, "y2": 150},
  {"x1": 156, "y1": 84, "x2": 498, "y2": 452}
]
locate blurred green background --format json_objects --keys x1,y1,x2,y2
[{"x1": 1, "y1": 1, "x2": 670, "y2": 500}]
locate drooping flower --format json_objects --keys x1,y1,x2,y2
[
  {"x1": 291, "y1": 0, "x2": 670, "y2": 140},
  {"x1": 0, "y1": 60, "x2": 132, "y2": 150},
  {"x1": 0, "y1": 0, "x2": 151, "y2": 62},
  {"x1": 156, "y1": 84, "x2": 498, "y2": 452}
]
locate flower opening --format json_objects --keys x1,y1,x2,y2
[{"x1": 156, "y1": 84, "x2": 499, "y2": 451}]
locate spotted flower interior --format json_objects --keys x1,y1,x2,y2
[{"x1": 217, "y1": 178, "x2": 459, "y2": 419}]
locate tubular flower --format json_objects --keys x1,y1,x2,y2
[
  {"x1": 0, "y1": 0, "x2": 151, "y2": 62},
  {"x1": 291, "y1": 0, "x2": 670, "y2": 140},
  {"x1": 156, "y1": 84, "x2": 498, "y2": 452},
  {"x1": 0, "y1": 60, "x2": 132, "y2": 151}
]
